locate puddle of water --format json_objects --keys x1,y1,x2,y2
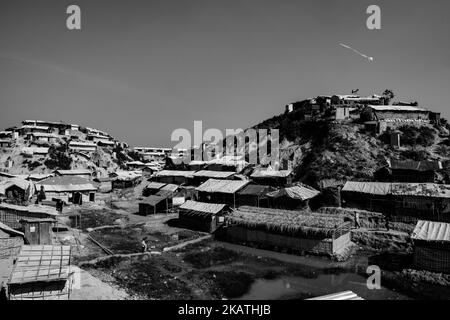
[{"x1": 239, "y1": 273, "x2": 411, "y2": 300}]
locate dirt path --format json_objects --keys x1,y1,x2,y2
[{"x1": 69, "y1": 266, "x2": 129, "y2": 300}]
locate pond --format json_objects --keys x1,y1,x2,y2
[{"x1": 239, "y1": 272, "x2": 411, "y2": 300}]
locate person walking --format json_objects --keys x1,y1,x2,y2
[
  {"x1": 141, "y1": 237, "x2": 148, "y2": 253},
  {"x1": 355, "y1": 212, "x2": 361, "y2": 229}
]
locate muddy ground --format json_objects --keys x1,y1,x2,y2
[{"x1": 63, "y1": 199, "x2": 450, "y2": 300}]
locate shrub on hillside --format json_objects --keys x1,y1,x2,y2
[
  {"x1": 44, "y1": 145, "x2": 72, "y2": 170},
  {"x1": 398, "y1": 125, "x2": 436, "y2": 147},
  {"x1": 400, "y1": 149, "x2": 430, "y2": 161}
]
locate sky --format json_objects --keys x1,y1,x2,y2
[{"x1": 0, "y1": 0, "x2": 449, "y2": 147}]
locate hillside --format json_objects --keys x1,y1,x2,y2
[{"x1": 252, "y1": 108, "x2": 450, "y2": 187}]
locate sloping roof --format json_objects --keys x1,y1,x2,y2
[
  {"x1": 389, "y1": 159, "x2": 442, "y2": 171},
  {"x1": 0, "y1": 178, "x2": 34, "y2": 195},
  {"x1": 0, "y1": 221, "x2": 24, "y2": 237},
  {"x1": 111, "y1": 171, "x2": 142, "y2": 181},
  {"x1": 391, "y1": 183, "x2": 450, "y2": 198},
  {"x1": 37, "y1": 176, "x2": 97, "y2": 193},
  {"x1": 238, "y1": 184, "x2": 274, "y2": 197},
  {"x1": 342, "y1": 181, "x2": 450, "y2": 199},
  {"x1": 342, "y1": 182, "x2": 392, "y2": 195},
  {"x1": 30, "y1": 132, "x2": 59, "y2": 138},
  {"x1": 22, "y1": 147, "x2": 49, "y2": 154},
  {"x1": 307, "y1": 291, "x2": 364, "y2": 300},
  {"x1": 196, "y1": 179, "x2": 250, "y2": 194},
  {"x1": 412, "y1": 220, "x2": 450, "y2": 242},
  {"x1": 368, "y1": 105, "x2": 428, "y2": 112},
  {"x1": 69, "y1": 141, "x2": 97, "y2": 147},
  {"x1": 155, "y1": 170, "x2": 195, "y2": 178},
  {"x1": 0, "y1": 203, "x2": 58, "y2": 216},
  {"x1": 8, "y1": 245, "x2": 71, "y2": 285},
  {"x1": 267, "y1": 184, "x2": 320, "y2": 201},
  {"x1": 179, "y1": 200, "x2": 227, "y2": 217},
  {"x1": 193, "y1": 170, "x2": 235, "y2": 179},
  {"x1": 145, "y1": 182, "x2": 166, "y2": 190},
  {"x1": 54, "y1": 169, "x2": 92, "y2": 176},
  {"x1": 251, "y1": 169, "x2": 292, "y2": 179},
  {"x1": 160, "y1": 184, "x2": 179, "y2": 192},
  {"x1": 140, "y1": 195, "x2": 168, "y2": 206}
]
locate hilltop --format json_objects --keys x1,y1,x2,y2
[{"x1": 251, "y1": 95, "x2": 450, "y2": 187}]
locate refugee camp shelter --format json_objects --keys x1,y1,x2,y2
[
  {"x1": 365, "y1": 105, "x2": 430, "y2": 121},
  {"x1": 250, "y1": 168, "x2": 293, "y2": 186},
  {"x1": 54, "y1": 169, "x2": 93, "y2": 179},
  {"x1": 192, "y1": 170, "x2": 236, "y2": 185},
  {"x1": 196, "y1": 179, "x2": 250, "y2": 208},
  {"x1": 388, "y1": 159, "x2": 442, "y2": 183},
  {"x1": 0, "y1": 179, "x2": 35, "y2": 203},
  {"x1": 20, "y1": 218, "x2": 55, "y2": 245},
  {"x1": 236, "y1": 184, "x2": 274, "y2": 208},
  {"x1": 178, "y1": 200, "x2": 229, "y2": 233},
  {"x1": 267, "y1": 184, "x2": 320, "y2": 210},
  {"x1": 188, "y1": 160, "x2": 208, "y2": 171},
  {"x1": 0, "y1": 139, "x2": 12, "y2": 148},
  {"x1": 68, "y1": 141, "x2": 97, "y2": 153},
  {"x1": 143, "y1": 182, "x2": 167, "y2": 197},
  {"x1": 222, "y1": 206, "x2": 351, "y2": 256},
  {"x1": 0, "y1": 222, "x2": 24, "y2": 260},
  {"x1": 0, "y1": 203, "x2": 58, "y2": 230},
  {"x1": 36, "y1": 176, "x2": 97, "y2": 205},
  {"x1": 342, "y1": 182, "x2": 450, "y2": 221},
  {"x1": 7, "y1": 245, "x2": 72, "y2": 300},
  {"x1": 110, "y1": 171, "x2": 142, "y2": 189},
  {"x1": 138, "y1": 194, "x2": 171, "y2": 215},
  {"x1": 206, "y1": 156, "x2": 249, "y2": 173},
  {"x1": 154, "y1": 170, "x2": 195, "y2": 185},
  {"x1": 411, "y1": 220, "x2": 450, "y2": 274}
]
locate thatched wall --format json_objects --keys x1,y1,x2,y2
[
  {"x1": 222, "y1": 226, "x2": 350, "y2": 255},
  {"x1": 414, "y1": 244, "x2": 450, "y2": 274}
]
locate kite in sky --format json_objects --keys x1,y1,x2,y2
[{"x1": 339, "y1": 43, "x2": 374, "y2": 62}]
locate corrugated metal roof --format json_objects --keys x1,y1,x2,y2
[
  {"x1": 179, "y1": 200, "x2": 226, "y2": 215},
  {"x1": 368, "y1": 105, "x2": 428, "y2": 112},
  {"x1": 389, "y1": 159, "x2": 442, "y2": 171},
  {"x1": 160, "y1": 184, "x2": 179, "y2": 192},
  {"x1": 140, "y1": 195, "x2": 167, "y2": 206},
  {"x1": 238, "y1": 184, "x2": 274, "y2": 196},
  {"x1": 251, "y1": 169, "x2": 292, "y2": 178},
  {"x1": 8, "y1": 245, "x2": 71, "y2": 285},
  {"x1": 342, "y1": 181, "x2": 450, "y2": 198},
  {"x1": 145, "y1": 182, "x2": 166, "y2": 190},
  {"x1": 54, "y1": 169, "x2": 92, "y2": 176},
  {"x1": 342, "y1": 182, "x2": 392, "y2": 195},
  {"x1": 412, "y1": 220, "x2": 450, "y2": 242},
  {"x1": 193, "y1": 170, "x2": 235, "y2": 179},
  {"x1": 307, "y1": 291, "x2": 364, "y2": 300},
  {"x1": 0, "y1": 203, "x2": 58, "y2": 216},
  {"x1": 196, "y1": 179, "x2": 250, "y2": 194},
  {"x1": 156, "y1": 170, "x2": 195, "y2": 178},
  {"x1": 37, "y1": 176, "x2": 97, "y2": 193},
  {"x1": 22, "y1": 147, "x2": 49, "y2": 154},
  {"x1": 267, "y1": 184, "x2": 320, "y2": 201}
]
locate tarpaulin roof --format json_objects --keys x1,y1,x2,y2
[
  {"x1": 238, "y1": 184, "x2": 274, "y2": 197},
  {"x1": 251, "y1": 169, "x2": 292, "y2": 178},
  {"x1": 193, "y1": 170, "x2": 235, "y2": 179},
  {"x1": 0, "y1": 178, "x2": 35, "y2": 195},
  {"x1": 0, "y1": 221, "x2": 24, "y2": 237},
  {"x1": 412, "y1": 220, "x2": 450, "y2": 242},
  {"x1": 389, "y1": 159, "x2": 442, "y2": 171},
  {"x1": 179, "y1": 200, "x2": 227, "y2": 216},
  {"x1": 267, "y1": 184, "x2": 320, "y2": 201},
  {"x1": 110, "y1": 171, "x2": 142, "y2": 181},
  {"x1": 160, "y1": 184, "x2": 179, "y2": 192},
  {"x1": 196, "y1": 179, "x2": 250, "y2": 194},
  {"x1": 342, "y1": 182, "x2": 392, "y2": 195},
  {"x1": 37, "y1": 176, "x2": 97, "y2": 193}
]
